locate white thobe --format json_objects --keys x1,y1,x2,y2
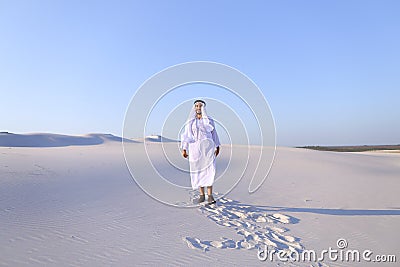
[{"x1": 181, "y1": 117, "x2": 220, "y2": 190}]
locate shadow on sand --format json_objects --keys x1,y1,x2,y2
[
  {"x1": 252, "y1": 205, "x2": 400, "y2": 216},
  {"x1": 183, "y1": 194, "x2": 400, "y2": 253}
]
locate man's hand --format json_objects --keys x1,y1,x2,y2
[
  {"x1": 182, "y1": 149, "x2": 188, "y2": 158},
  {"x1": 214, "y1": 146, "x2": 220, "y2": 157}
]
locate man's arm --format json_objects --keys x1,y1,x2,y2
[
  {"x1": 210, "y1": 118, "x2": 221, "y2": 156},
  {"x1": 214, "y1": 146, "x2": 220, "y2": 157}
]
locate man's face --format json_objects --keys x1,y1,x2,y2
[{"x1": 195, "y1": 102, "x2": 203, "y2": 114}]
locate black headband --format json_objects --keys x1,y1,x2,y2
[{"x1": 194, "y1": 99, "x2": 206, "y2": 106}]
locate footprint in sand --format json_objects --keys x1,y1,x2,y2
[
  {"x1": 183, "y1": 193, "x2": 303, "y2": 253},
  {"x1": 182, "y1": 237, "x2": 209, "y2": 252}
]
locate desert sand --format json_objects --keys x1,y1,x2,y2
[{"x1": 0, "y1": 133, "x2": 399, "y2": 266}]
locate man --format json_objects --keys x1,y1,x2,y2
[{"x1": 181, "y1": 99, "x2": 220, "y2": 204}]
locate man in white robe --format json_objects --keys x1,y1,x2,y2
[{"x1": 181, "y1": 100, "x2": 220, "y2": 204}]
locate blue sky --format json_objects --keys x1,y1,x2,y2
[{"x1": 1, "y1": 0, "x2": 399, "y2": 146}]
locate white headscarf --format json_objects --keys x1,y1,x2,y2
[{"x1": 180, "y1": 100, "x2": 214, "y2": 148}]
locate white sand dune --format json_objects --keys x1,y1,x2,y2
[
  {"x1": 0, "y1": 135, "x2": 399, "y2": 266},
  {"x1": 0, "y1": 132, "x2": 137, "y2": 147}
]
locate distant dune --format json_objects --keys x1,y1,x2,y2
[
  {"x1": 0, "y1": 132, "x2": 137, "y2": 147},
  {"x1": 0, "y1": 132, "x2": 180, "y2": 147},
  {"x1": 135, "y1": 135, "x2": 179, "y2": 143},
  {"x1": 297, "y1": 144, "x2": 400, "y2": 152}
]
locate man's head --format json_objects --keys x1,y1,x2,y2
[{"x1": 194, "y1": 99, "x2": 206, "y2": 115}]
